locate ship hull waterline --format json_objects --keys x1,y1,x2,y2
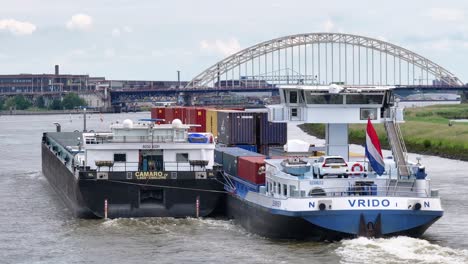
[{"x1": 225, "y1": 193, "x2": 442, "y2": 241}]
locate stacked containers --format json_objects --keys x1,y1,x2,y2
[
  {"x1": 151, "y1": 107, "x2": 208, "y2": 131},
  {"x1": 217, "y1": 111, "x2": 256, "y2": 145},
  {"x1": 150, "y1": 107, "x2": 166, "y2": 120},
  {"x1": 214, "y1": 147, "x2": 232, "y2": 165},
  {"x1": 220, "y1": 147, "x2": 263, "y2": 177},
  {"x1": 206, "y1": 109, "x2": 218, "y2": 137},
  {"x1": 256, "y1": 112, "x2": 287, "y2": 145},
  {"x1": 173, "y1": 107, "x2": 185, "y2": 123},
  {"x1": 192, "y1": 108, "x2": 207, "y2": 132},
  {"x1": 237, "y1": 156, "x2": 267, "y2": 184},
  {"x1": 184, "y1": 107, "x2": 196, "y2": 130}
]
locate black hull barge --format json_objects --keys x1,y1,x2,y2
[{"x1": 41, "y1": 119, "x2": 225, "y2": 219}]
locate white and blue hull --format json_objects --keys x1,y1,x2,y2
[{"x1": 226, "y1": 183, "x2": 443, "y2": 240}]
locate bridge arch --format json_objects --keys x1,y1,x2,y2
[{"x1": 188, "y1": 33, "x2": 462, "y2": 88}]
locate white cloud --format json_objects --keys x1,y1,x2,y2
[
  {"x1": 111, "y1": 28, "x2": 121, "y2": 37},
  {"x1": 104, "y1": 48, "x2": 115, "y2": 58},
  {"x1": 69, "y1": 49, "x2": 87, "y2": 57},
  {"x1": 123, "y1": 26, "x2": 132, "y2": 33},
  {"x1": 322, "y1": 19, "x2": 335, "y2": 32},
  {"x1": 151, "y1": 50, "x2": 164, "y2": 57},
  {"x1": 111, "y1": 26, "x2": 132, "y2": 37},
  {"x1": 0, "y1": 19, "x2": 36, "y2": 35},
  {"x1": 200, "y1": 38, "x2": 241, "y2": 57},
  {"x1": 66, "y1": 14, "x2": 93, "y2": 31},
  {"x1": 426, "y1": 8, "x2": 464, "y2": 22},
  {"x1": 419, "y1": 38, "x2": 468, "y2": 52}
]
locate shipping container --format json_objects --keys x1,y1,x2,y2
[
  {"x1": 184, "y1": 107, "x2": 196, "y2": 130},
  {"x1": 258, "y1": 144, "x2": 270, "y2": 156},
  {"x1": 150, "y1": 107, "x2": 166, "y2": 120},
  {"x1": 237, "y1": 156, "x2": 267, "y2": 184},
  {"x1": 163, "y1": 107, "x2": 186, "y2": 124},
  {"x1": 206, "y1": 109, "x2": 218, "y2": 137},
  {"x1": 214, "y1": 147, "x2": 231, "y2": 164},
  {"x1": 256, "y1": 112, "x2": 287, "y2": 145},
  {"x1": 231, "y1": 144, "x2": 257, "y2": 152},
  {"x1": 219, "y1": 147, "x2": 263, "y2": 177},
  {"x1": 217, "y1": 111, "x2": 256, "y2": 145},
  {"x1": 193, "y1": 108, "x2": 207, "y2": 132},
  {"x1": 173, "y1": 107, "x2": 185, "y2": 123}
]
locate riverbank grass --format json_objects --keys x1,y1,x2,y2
[{"x1": 299, "y1": 104, "x2": 468, "y2": 160}]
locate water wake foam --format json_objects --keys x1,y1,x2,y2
[
  {"x1": 336, "y1": 236, "x2": 468, "y2": 264},
  {"x1": 99, "y1": 217, "x2": 240, "y2": 234}
]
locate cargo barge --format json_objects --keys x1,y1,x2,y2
[
  {"x1": 42, "y1": 119, "x2": 225, "y2": 218},
  {"x1": 217, "y1": 84, "x2": 443, "y2": 240}
]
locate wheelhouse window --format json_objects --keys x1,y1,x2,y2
[
  {"x1": 306, "y1": 93, "x2": 344, "y2": 104},
  {"x1": 176, "y1": 153, "x2": 189, "y2": 162},
  {"x1": 114, "y1": 153, "x2": 126, "y2": 162},
  {"x1": 289, "y1": 91, "x2": 298, "y2": 104},
  {"x1": 346, "y1": 94, "x2": 384, "y2": 105},
  {"x1": 360, "y1": 108, "x2": 378, "y2": 120}
]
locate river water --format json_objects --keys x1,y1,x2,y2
[{"x1": 0, "y1": 112, "x2": 467, "y2": 264}]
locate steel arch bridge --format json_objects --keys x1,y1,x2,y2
[{"x1": 187, "y1": 33, "x2": 463, "y2": 88}]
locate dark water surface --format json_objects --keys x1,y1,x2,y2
[{"x1": 0, "y1": 113, "x2": 467, "y2": 264}]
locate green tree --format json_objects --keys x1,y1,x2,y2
[
  {"x1": 62, "y1": 93, "x2": 87, "y2": 110},
  {"x1": 49, "y1": 98, "x2": 63, "y2": 110},
  {"x1": 5, "y1": 95, "x2": 32, "y2": 110},
  {"x1": 0, "y1": 97, "x2": 5, "y2": 111},
  {"x1": 35, "y1": 96, "x2": 45, "y2": 109}
]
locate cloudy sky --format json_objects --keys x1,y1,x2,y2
[{"x1": 1, "y1": 0, "x2": 467, "y2": 82}]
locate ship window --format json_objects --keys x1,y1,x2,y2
[
  {"x1": 176, "y1": 153, "x2": 189, "y2": 162},
  {"x1": 306, "y1": 93, "x2": 343, "y2": 104},
  {"x1": 114, "y1": 153, "x2": 126, "y2": 162},
  {"x1": 289, "y1": 91, "x2": 298, "y2": 104},
  {"x1": 346, "y1": 94, "x2": 384, "y2": 105},
  {"x1": 291, "y1": 108, "x2": 298, "y2": 117},
  {"x1": 360, "y1": 108, "x2": 378, "y2": 120},
  {"x1": 283, "y1": 184, "x2": 287, "y2": 196}
]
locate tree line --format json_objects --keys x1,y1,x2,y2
[{"x1": 0, "y1": 93, "x2": 87, "y2": 111}]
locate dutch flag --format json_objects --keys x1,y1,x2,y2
[{"x1": 365, "y1": 118, "x2": 385, "y2": 175}]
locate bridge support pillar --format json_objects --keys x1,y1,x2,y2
[{"x1": 325, "y1": 123, "x2": 349, "y2": 161}]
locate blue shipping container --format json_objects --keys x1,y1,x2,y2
[
  {"x1": 214, "y1": 147, "x2": 231, "y2": 164},
  {"x1": 256, "y1": 112, "x2": 287, "y2": 145},
  {"x1": 232, "y1": 144, "x2": 258, "y2": 152},
  {"x1": 217, "y1": 111, "x2": 256, "y2": 145}
]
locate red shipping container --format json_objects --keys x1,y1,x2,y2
[
  {"x1": 182, "y1": 107, "x2": 197, "y2": 132},
  {"x1": 151, "y1": 107, "x2": 165, "y2": 120},
  {"x1": 193, "y1": 108, "x2": 207, "y2": 132},
  {"x1": 173, "y1": 107, "x2": 185, "y2": 123},
  {"x1": 237, "y1": 156, "x2": 266, "y2": 184},
  {"x1": 164, "y1": 107, "x2": 174, "y2": 124},
  {"x1": 163, "y1": 107, "x2": 185, "y2": 124}
]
